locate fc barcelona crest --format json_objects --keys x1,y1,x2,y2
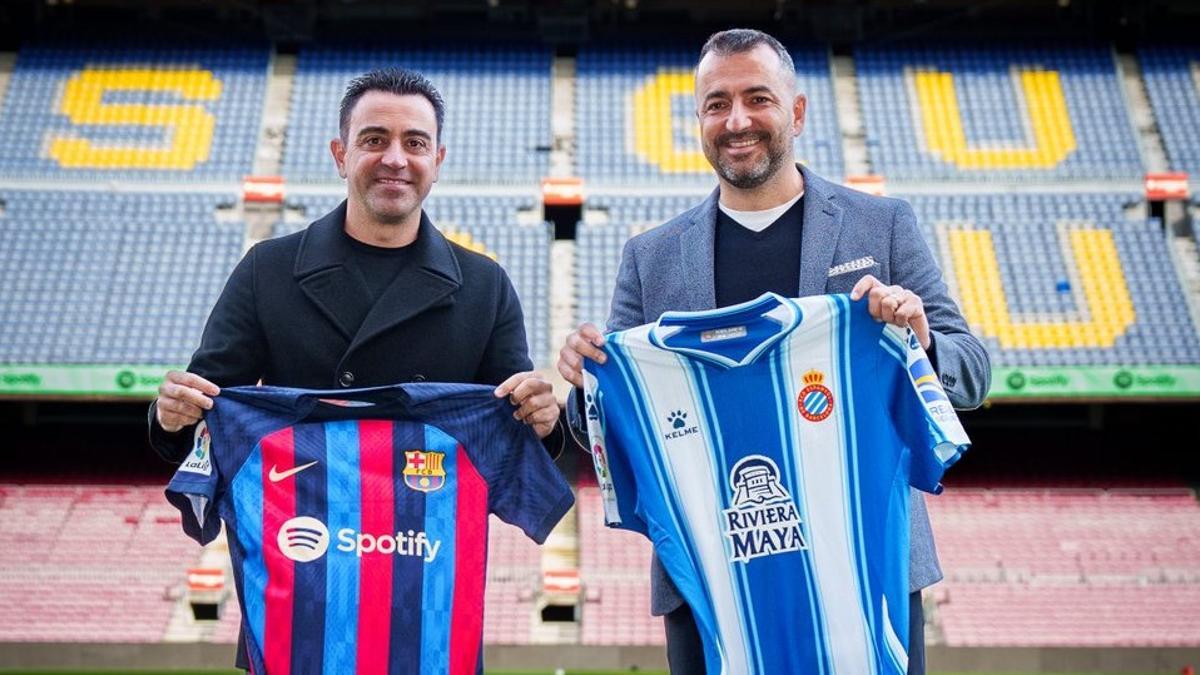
[
  {"x1": 403, "y1": 450, "x2": 447, "y2": 492},
  {"x1": 797, "y1": 370, "x2": 834, "y2": 422}
]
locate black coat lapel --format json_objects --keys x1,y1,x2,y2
[
  {"x1": 294, "y1": 201, "x2": 373, "y2": 340},
  {"x1": 346, "y1": 212, "x2": 462, "y2": 354}
]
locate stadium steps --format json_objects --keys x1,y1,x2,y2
[
  {"x1": 831, "y1": 53, "x2": 870, "y2": 176},
  {"x1": 0, "y1": 52, "x2": 14, "y2": 109},
  {"x1": 251, "y1": 52, "x2": 296, "y2": 177},
  {"x1": 163, "y1": 531, "x2": 235, "y2": 643},
  {"x1": 550, "y1": 239, "x2": 577, "y2": 390},
  {"x1": 533, "y1": 499, "x2": 581, "y2": 644},
  {"x1": 576, "y1": 485, "x2": 661, "y2": 646},
  {"x1": 550, "y1": 55, "x2": 575, "y2": 178},
  {"x1": 1168, "y1": 229, "x2": 1200, "y2": 333},
  {"x1": 1116, "y1": 51, "x2": 1170, "y2": 173}
]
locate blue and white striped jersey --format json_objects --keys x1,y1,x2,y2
[{"x1": 582, "y1": 292, "x2": 969, "y2": 675}]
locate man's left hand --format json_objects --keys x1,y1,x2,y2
[
  {"x1": 495, "y1": 372, "x2": 559, "y2": 439},
  {"x1": 850, "y1": 274, "x2": 931, "y2": 349}
]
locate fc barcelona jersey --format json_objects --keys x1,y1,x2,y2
[
  {"x1": 583, "y1": 293, "x2": 970, "y2": 675},
  {"x1": 165, "y1": 383, "x2": 574, "y2": 675}
]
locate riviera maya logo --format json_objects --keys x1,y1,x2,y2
[
  {"x1": 797, "y1": 370, "x2": 834, "y2": 422},
  {"x1": 663, "y1": 410, "x2": 699, "y2": 440},
  {"x1": 723, "y1": 455, "x2": 806, "y2": 563}
]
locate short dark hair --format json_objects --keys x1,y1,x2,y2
[
  {"x1": 698, "y1": 28, "x2": 796, "y2": 80},
  {"x1": 339, "y1": 67, "x2": 446, "y2": 143}
]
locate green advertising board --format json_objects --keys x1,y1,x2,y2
[
  {"x1": 2, "y1": 364, "x2": 1199, "y2": 399},
  {"x1": 988, "y1": 366, "x2": 1200, "y2": 399},
  {"x1": 0, "y1": 365, "x2": 182, "y2": 397}
]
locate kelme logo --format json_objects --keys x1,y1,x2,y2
[{"x1": 277, "y1": 516, "x2": 330, "y2": 563}]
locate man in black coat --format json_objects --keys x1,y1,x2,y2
[
  {"x1": 148, "y1": 66, "x2": 564, "y2": 673},
  {"x1": 149, "y1": 67, "x2": 562, "y2": 478}
]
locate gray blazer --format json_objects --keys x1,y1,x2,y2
[{"x1": 578, "y1": 165, "x2": 991, "y2": 616}]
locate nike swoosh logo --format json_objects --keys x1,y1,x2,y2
[{"x1": 268, "y1": 460, "x2": 319, "y2": 483}]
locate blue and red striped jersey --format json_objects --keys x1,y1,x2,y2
[{"x1": 165, "y1": 383, "x2": 574, "y2": 675}]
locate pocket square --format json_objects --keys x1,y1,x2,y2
[{"x1": 827, "y1": 256, "x2": 877, "y2": 277}]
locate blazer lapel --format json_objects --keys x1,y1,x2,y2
[
  {"x1": 797, "y1": 166, "x2": 845, "y2": 297},
  {"x1": 680, "y1": 188, "x2": 720, "y2": 311},
  {"x1": 294, "y1": 201, "x2": 373, "y2": 340},
  {"x1": 346, "y1": 212, "x2": 462, "y2": 355}
]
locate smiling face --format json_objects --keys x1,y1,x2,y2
[
  {"x1": 695, "y1": 44, "x2": 806, "y2": 191},
  {"x1": 330, "y1": 90, "x2": 445, "y2": 233}
]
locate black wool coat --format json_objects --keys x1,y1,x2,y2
[{"x1": 149, "y1": 201, "x2": 561, "y2": 461}]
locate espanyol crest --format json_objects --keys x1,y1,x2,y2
[
  {"x1": 403, "y1": 450, "x2": 446, "y2": 492},
  {"x1": 797, "y1": 369, "x2": 834, "y2": 422}
]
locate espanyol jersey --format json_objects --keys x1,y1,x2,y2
[
  {"x1": 165, "y1": 383, "x2": 574, "y2": 675},
  {"x1": 582, "y1": 293, "x2": 969, "y2": 675}
]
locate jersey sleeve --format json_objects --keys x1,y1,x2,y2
[
  {"x1": 583, "y1": 363, "x2": 647, "y2": 535},
  {"x1": 164, "y1": 418, "x2": 224, "y2": 545},
  {"x1": 480, "y1": 400, "x2": 575, "y2": 544},
  {"x1": 879, "y1": 325, "x2": 971, "y2": 495}
]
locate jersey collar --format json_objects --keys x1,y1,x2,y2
[{"x1": 648, "y1": 292, "x2": 803, "y2": 368}]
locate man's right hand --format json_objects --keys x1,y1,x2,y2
[
  {"x1": 557, "y1": 323, "x2": 607, "y2": 388},
  {"x1": 156, "y1": 371, "x2": 220, "y2": 433}
]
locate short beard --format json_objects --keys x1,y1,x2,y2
[{"x1": 707, "y1": 132, "x2": 791, "y2": 190}]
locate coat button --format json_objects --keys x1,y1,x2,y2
[
  {"x1": 412, "y1": 374, "x2": 426, "y2": 382},
  {"x1": 339, "y1": 371, "x2": 355, "y2": 387}
]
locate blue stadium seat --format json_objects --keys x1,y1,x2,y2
[
  {"x1": 282, "y1": 44, "x2": 552, "y2": 185},
  {"x1": 0, "y1": 191, "x2": 244, "y2": 365},
  {"x1": 576, "y1": 192, "x2": 1200, "y2": 368},
  {"x1": 1140, "y1": 46, "x2": 1200, "y2": 175},
  {"x1": 575, "y1": 44, "x2": 843, "y2": 186},
  {"x1": 900, "y1": 192, "x2": 1200, "y2": 367},
  {"x1": 856, "y1": 44, "x2": 1144, "y2": 181},
  {"x1": 0, "y1": 41, "x2": 269, "y2": 182},
  {"x1": 574, "y1": 193, "x2": 706, "y2": 326}
]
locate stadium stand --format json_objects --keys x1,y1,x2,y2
[
  {"x1": 2, "y1": 25, "x2": 1200, "y2": 668},
  {"x1": 856, "y1": 44, "x2": 1144, "y2": 180},
  {"x1": 576, "y1": 192, "x2": 1200, "y2": 368},
  {"x1": 0, "y1": 190, "x2": 243, "y2": 366},
  {"x1": 0, "y1": 42, "x2": 268, "y2": 181},
  {"x1": 903, "y1": 192, "x2": 1200, "y2": 367},
  {"x1": 281, "y1": 44, "x2": 552, "y2": 185},
  {"x1": 575, "y1": 45, "x2": 843, "y2": 186},
  {"x1": 1140, "y1": 46, "x2": 1200, "y2": 176},
  {"x1": 484, "y1": 518, "x2": 544, "y2": 644},
  {"x1": 277, "y1": 193, "x2": 553, "y2": 364},
  {"x1": 929, "y1": 487, "x2": 1200, "y2": 646},
  {"x1": 574, "y1": 194, "x2": 705, "y2": 326},
  {"x1": 576, "y1": 483, "x2": 660, "y2": 646},
  {"x1": 0, "y1": 484, "x2": 194, "y2": 642}
]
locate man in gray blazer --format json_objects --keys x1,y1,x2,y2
[{"x1": 558, "y1": 29, "x2": 990, "y2": 674}]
